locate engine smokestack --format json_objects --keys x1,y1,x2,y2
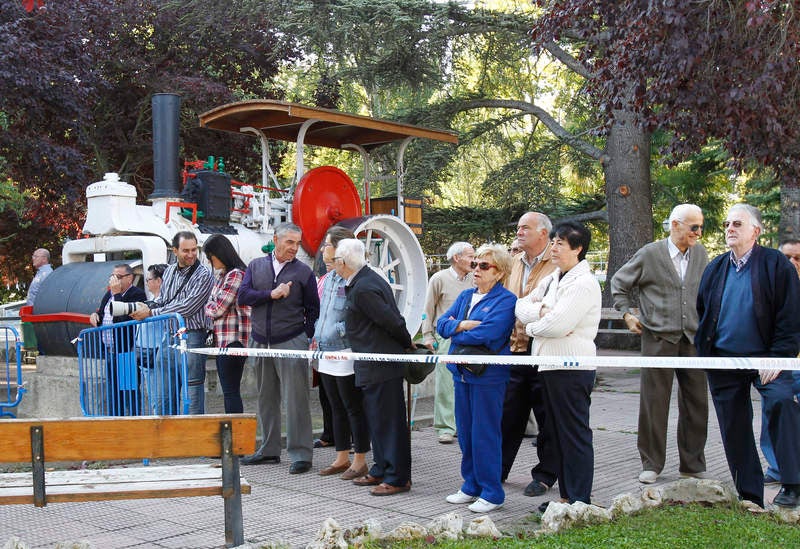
[{"x1": 150, "y1": 93, "x2": 181, "y2": 199}]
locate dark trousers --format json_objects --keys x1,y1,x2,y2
[
  {"x1": 215, "y1": 341, "x2": 246, "y2": 414},
  {"x1": 638, "y1": 331, "x2": 708, "y2": 474},
  {"x1": 361, "y1": 376, "x2": 410, "y2": 487},
  {"x1": 104, "y1": 346, "x2": 141, "y2": 416},
  {"x1": 318, "y1": 377, "x2": 335, "y2": 444},
  {"x1": 707, "y1": 367, "x2": 800, "y2": 507},
  {"x1": 541, "y1": 369, "x2": 596, "y2": 503},
  {"x1": 319, "y1": 372, "x2": 370, "y2": 453},
  {"x1": 500, "y1": 360, "x2": 558, "y2": 486}
]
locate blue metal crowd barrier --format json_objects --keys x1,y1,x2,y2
[
  {"x1": 0, "y1": 325, "x2": 26, "y2": 418},
  {"x1": 75, "y1": 313, "x2": 189, "y2": 416}
]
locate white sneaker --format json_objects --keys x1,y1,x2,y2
[
  {"x1": 446, "y1": 490, "x2": 477, "y2": 504},
  {"x1": 638, "y1": 470, "x2": 658, "y2": 484},
  {"x1": 468, "y1": 498, "x2": 503, "y2": 513},
  {"x1": 438, "y1": 433, "x2": 454, "y2": 444}
]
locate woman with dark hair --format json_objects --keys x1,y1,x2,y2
[
  {"x1": 203, "y1": 234, "x2": 251, "y2": 413},
  {"x1": 516, "y1": 221, "x2": 601, "y2": 510},
  {"x1": 313, "y1": 225, "x2": 372, "y2": 479}
]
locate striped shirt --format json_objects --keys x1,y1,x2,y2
[{"x1": 151, "y1": 261, "x2": 213, "y2": 331}]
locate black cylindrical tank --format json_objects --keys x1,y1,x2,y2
[{"x1": 32, "y1": 262, "x2": 122, "y2": 356}]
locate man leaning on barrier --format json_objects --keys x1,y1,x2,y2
[
  {"x1": 131, "y1": 231, "x2": 213, "y2": 415},
  {"x1": 611, "y1": 203, "x2": 709, "y2": 485},
  {"x1": 696, "y1": 203, "x2": 800, "y2": 509},
  {"x1": 89, "y1": 263, "x2": 147, "y2": 416}
]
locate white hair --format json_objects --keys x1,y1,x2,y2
[
  {"x1": 729, "y1": 203, "x2": 764, "y2": 231},
  {"x1": 446, "y1": 242, "x2": 473, "y2": 262},
  {"x1": 668, "y1": 203, "x2": 703, "y2": 226},
  {"x1": 336, "y1": 239, "x2": 367, "y2": 269}
]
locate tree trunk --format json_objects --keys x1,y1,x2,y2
[
  {"x1": 602, "y1": 110, "x2": 653, "y2": 305},
  {"x1": 780, "y1": 181, "x2": 800, "y2": 242}
]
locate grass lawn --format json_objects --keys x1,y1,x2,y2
[{"x1": 369, "y1": 503, "x2": 800, "y2": 548}]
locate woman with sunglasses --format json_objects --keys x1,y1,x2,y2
[
  {"x1": 203, "y1": 234, "x2": 251, "y2": 413},
  {"x1": 436, "y1": 243, "x2": 517, "y2": 513},
  {"x1": 516, "y1": 221, "x2": 601, "y2": 511}
]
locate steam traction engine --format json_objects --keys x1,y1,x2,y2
[{"x1": 26, "y1": 94, "x2": 458, "y2": 354}]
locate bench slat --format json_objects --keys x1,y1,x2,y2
[
  {"x1": 0, "y1": 464, "x2": 251, "y2": 505},
  {"x1": 0, "y1": 415, "x2": 257, "y2": 462}
]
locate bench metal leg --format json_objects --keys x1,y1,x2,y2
[
  {"x1": 31, "y1": 425, "x2": 46, "y2": 507},
  {"x1": 220, "y1": 421, "x2": 244, "y2": 547}
]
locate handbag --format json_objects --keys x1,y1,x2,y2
[
  {"x1": 405, "y1": 347, "x2": 435, "y2": 384},
  {"x1": 451, "y1": 344, "x2": 492, "y2": 376}
]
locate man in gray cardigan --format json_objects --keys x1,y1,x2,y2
[{"x1": 611, "y1": 204, "x2": 709, "y2": 484}]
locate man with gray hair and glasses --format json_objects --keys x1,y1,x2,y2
[
  {"x1": 696, "y1": 203, "x2": 800, "y2": 508},
  {"x1": 238, "y1": 222, "x2": 320, "y2": 475},
  {"x1": 422, "y1": 241, "x2": 475, "y2": 444},
  {"x1": 612, "y1": 203, "x2": 709, "y2": 484}
]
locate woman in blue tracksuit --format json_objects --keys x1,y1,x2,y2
[{"x1": 437, "y1": 243, "x2": 517, "y2": 513}]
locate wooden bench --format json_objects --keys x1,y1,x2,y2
[
  {"x1": 0, "y1": 414, "x2": 257, "y2": 548},
  {"x1": 598, "y1": 307, "x2": 639, "y2": 335}
]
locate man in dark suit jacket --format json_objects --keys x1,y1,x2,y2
[
  {"x1": 697, "y1": 204, "x2": 800, "y2": 508},
  {"x1": 611, "y1": 203, "x2": 709, "y2": 484},
  {"x1": 89, "y1": 263, "x2": 146, "y2": 416},
  {"x1": 335, "y1": 238, "x2": 414, "y2": 496}
]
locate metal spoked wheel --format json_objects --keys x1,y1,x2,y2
[{"x1": 337, "y1": 214, "x2": 428, "y2": 337}]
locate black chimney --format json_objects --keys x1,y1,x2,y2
[{"x1": 150, "y1": 93, "x2": 181, "y2": 199}]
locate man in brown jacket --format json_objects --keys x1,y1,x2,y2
[{"x1": 501, "y1": 211, "x2": 559, "y2": 497}]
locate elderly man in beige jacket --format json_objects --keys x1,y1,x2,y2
[
  {"x1": 500, "y1": 211, "x2": 559, "y2": 497},
  {"x1": 611, "y1": 203, "x2": 709, "y2": 484}
]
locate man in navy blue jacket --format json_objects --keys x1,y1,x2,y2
[
  {"x1": 696, "y1": 204, "x2": 800, "y2": 508},
  {"x1": 238, "y1": 223, "x2": 320, "y2": 474},
  {"x1": 335, "y1": 238, "x2": 414, "y2": 496}
]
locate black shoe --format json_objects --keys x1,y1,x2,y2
[
  {"x1": 524, "y1": 480, "x2": 550, "y2": 497},
  {"x1": 313, "y1": 438, "x2": 333, "y2": 448},
  {"x1": 240, "y1": 454, "x2": 280, "y2": 465},
  {"x1": 538, "y1": 500, "x2": 553, "y2": 513},
  {"x1": 289, "y1": 460, "x2": 312, "y2": 474},
  {"x1": 773, "y1": 485, "x2": 800, "y2": 508}
]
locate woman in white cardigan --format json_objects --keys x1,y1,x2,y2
[{"x1": 515, "y1": 221, "x2": 601, "y2": 510}]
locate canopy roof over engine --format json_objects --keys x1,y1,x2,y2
[{"x1": 198, "y1": 100, "x2": 458, "y2": 150}]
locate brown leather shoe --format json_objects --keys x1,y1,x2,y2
[
  {"x1": 370, "y1": 482, "x2": 411, "y2": 496},
  {"x1": 352, "y1": 474, "x2": 383, "y2": 486},
  {"x1": 318, "y1": 463, "x2": 350, "y2": 476},
  {"x1": 341, "y1": 465, "x2": 368, "y2": 481}
]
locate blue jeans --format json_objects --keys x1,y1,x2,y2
[
  {"x1": 760, "y1": 370, "x2": 800, "y2": 481},
  {"x1": 216, "y1": 341, "x2": 246, "y2": 413},
  {"x1": 186, "y1": 329, "x2": 208, "y2": 415}
]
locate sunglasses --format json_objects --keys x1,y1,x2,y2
[
  {"x1": 676, "y1": 220, "x2": 703, "y2": 233},
  {"x1": 722, "y1": 220, "x2": 746, "y2": 229},
  {"x1": 470, "y1": 261, "x2": 497, "y2": 271}
]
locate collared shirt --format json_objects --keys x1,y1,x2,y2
[
  {"x1": 27, "y1": 263, "x2": 53, "y2": 306},
  {"x1": 729, "y1": 247, "x2": 755, "y2": 273},
  {"x1": 521, "y1": 250, "x2": 545, "y2": 289},
  {"x1": 204, "y1": 268, "x2": 251, "y2": 347},
  {"x1": 667, "y1": 238, "x2": 690, "y2": 280},
  {"x1": 448, "y1": 266, "x2": 470, "y2": 282},
  {"x1": 153, "y1": 262, "x2": 213, "y2": 331},
  {"x1": 272, "y1": 254, "x2": 289, "y2": 280}
]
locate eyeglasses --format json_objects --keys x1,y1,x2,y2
[
  {"x1": 113, "y1": 274, "x2": 132, "y2": 279},
  {"x1": 722, "y1": 220, "x2": 746, "y2": 229},
  {"x1": 676, "y1": 220, "x2": 703, "y2": 233},
  {"x1": 470, "y1": 261, "x2": 497, "y2": 271}
]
